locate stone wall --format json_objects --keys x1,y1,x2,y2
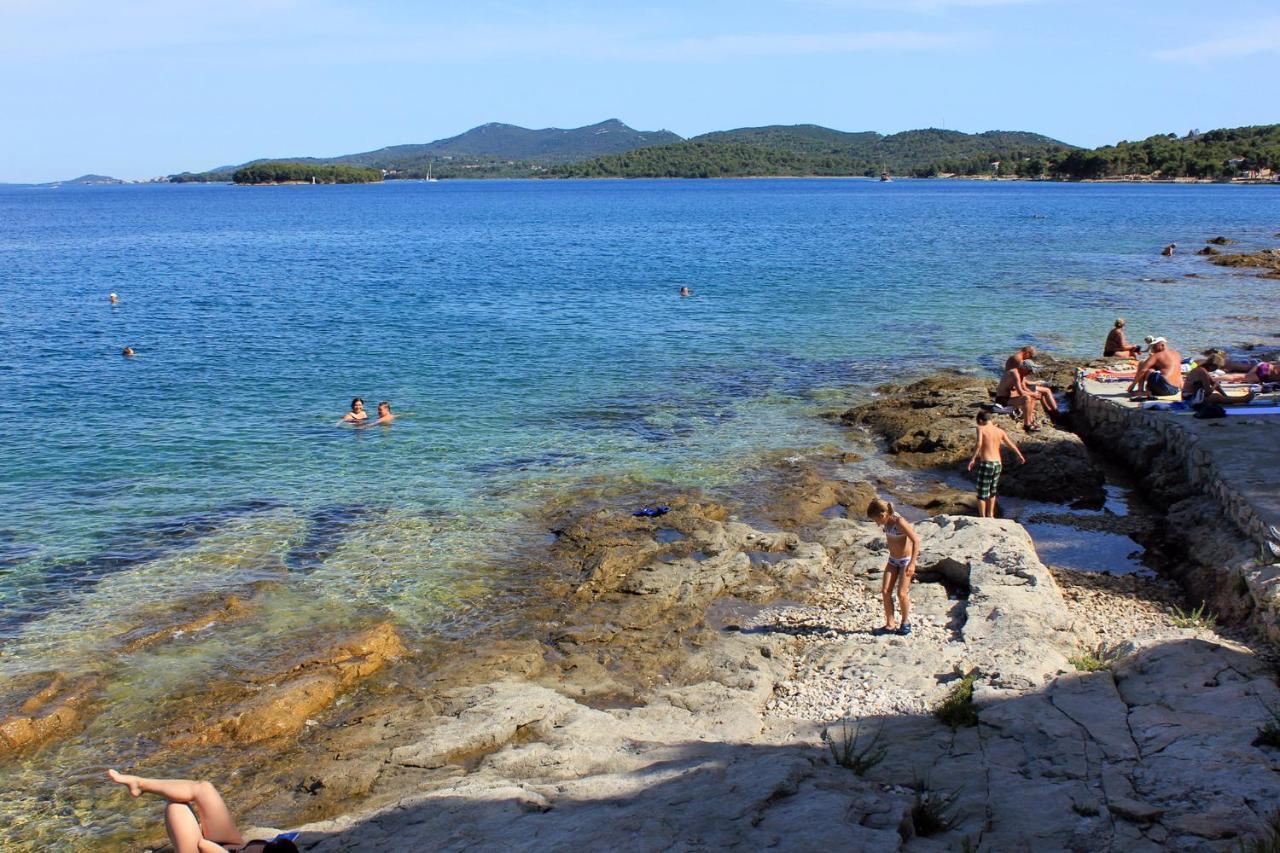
[{"x1": 1072, "y1": 384, "x2": 1280, "y2": 641}]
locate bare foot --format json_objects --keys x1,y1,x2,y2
[{"x1": 107, "y1": 769, "x2": 142, "y2": 797}]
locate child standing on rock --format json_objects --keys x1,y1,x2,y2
[
  {"x1": 968, "y1": 411, "x2": 1025, "y2": 518},
  {"x1": 866, "y1": 498, "x2": 921, "y2": 636}
]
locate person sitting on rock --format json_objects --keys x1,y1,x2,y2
[
  {"x1": 1004, "y1": 346, "x2": 1059, "y2": 419},
  {"x1": 994, "y1": 361, "x2": 1043, "y2": 432},
  {"x1": 107, "y1": 769, "x2": 298, "y2": 853},
  {"x1": 866, "y1": 498, "x2": 921, "y2": 637},
  {"x1": 968, "y1": 411, "x2": 1025, "y2": 518},
  {"x1": 1104, "y1": 318, "x2": 1142, "y2": 358}
]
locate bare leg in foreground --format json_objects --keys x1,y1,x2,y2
[{"x1": 108, "y1": 769, "x2": 244, "y2": 853}]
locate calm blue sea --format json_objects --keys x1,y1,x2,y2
[
  {"x1": 0, "y1": 179, "x2": 1274, "y2": 648},
  {"x1": 2, "y1": 177, "x2": 1278, "y2": 846},
  {"x1": 1, "y1": 178, "x2": 1277, "y2": 658}
]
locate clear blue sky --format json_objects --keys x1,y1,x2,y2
[{"x1": 2, "y1": 0, "x2": 1277, "y2": 182}]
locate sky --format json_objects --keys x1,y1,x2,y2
[{"x1": 1, "y1": 0, "x2": 1277, "y2": 182}]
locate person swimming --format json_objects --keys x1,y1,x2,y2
[
  {"x1": 122, "y1": 346, "x2": 135, "y2": 357},
  {"x1": 341, "y1": 398, "x2": 367, "y2": 424},
  {"x1": 109, "y1": 293, "x2": 119, "y2": 305},
  {"x1": 371, "y1": 401, "x2": 395, "y2": 425},
  {"x1": 679, "y1": 286, "x2": 692, "y2": 297}
]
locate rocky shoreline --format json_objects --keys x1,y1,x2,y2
[
  {"x1": 288, "y1": 511, "x2": 1280, "y2": 851},
  {"x1": 6, "y1": 358, "x2": 1280, "y2": 851},
  {"x1": 277, "y1": 373, "x2": 1280, "y2": 850}
]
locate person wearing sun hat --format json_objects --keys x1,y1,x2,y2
[{"x1": 1004, "y1": 345, "x2": 1060, "y2": 418}]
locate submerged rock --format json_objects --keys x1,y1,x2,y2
[
  {"x1": 178, "y1": 622, "x2": 406, "y2": 746},
  {"x1": 0, "y1": 672, "x2": 100, "y2": 758}
]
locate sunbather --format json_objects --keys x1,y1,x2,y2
[
  {"x1": 994, "y1": 362, "x2": 1042, "y2": 432},
  {"x1": 1183, "y1": 354, "x2": 1257, "y2": 406},
  {"x1": 1104, "y1": 318, "x2": 1142, "y2": 357},
  {"x1": 1200, "y1": 349, "x2": 1259, "y2": 373},
  {"x1": 1128, "y1": 336, "x2": 1183, "y2": 398},
  {"x1": 1004, "y1": 346, "x2": 1059, "y2": 418},
  {"x1": 1244, "y1": 361, "x2": 1279, "y2": 385},
  {"x1": 107, "y1": 770, "x2": 298, "y2": 853}
]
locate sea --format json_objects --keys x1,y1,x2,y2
[{"x1": 0, "y1": 178, "x2": 1276, "y2": 844}]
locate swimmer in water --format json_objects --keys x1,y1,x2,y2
[
  {"x1": 109, "y1": 293, "x2": 119, "y2": 305},
  {"x1": 679, "y1": 286, "x2": 691, "y2": 297},
  {"x1": 341, "y1": 397, "x2": 367, "y2": 424},
  {"x1": 122, "y1": 346, "x2": 135, "y2": 357},
  {"x1": 369, "y1": 401, "x2": 412, "y2": 426}
]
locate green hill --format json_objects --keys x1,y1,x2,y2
[
  {"x1": 552, "y1": 125, "x2": 1075, "y2": 178},
  {"x1": 177, "y1": 120, "x2": 682, "y2": 181},
  {"x1": 168, "y1": 121, "x2": 1280, "y2": 183}
]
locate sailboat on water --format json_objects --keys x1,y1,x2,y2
[
  {"x1": 879, "y1": 163, "x2": 892, "y2": 182},
  {"x1": 425, "y1": 162, "x2": 438, "y2": 183}
]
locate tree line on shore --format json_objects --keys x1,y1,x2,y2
[
  {"x1": 230, "y1": 162, "x2": 383, "y2": 184},
  {"x1": 555, "y1": 124, "x2": 1280, "y2": 181},
  {"x1": 165, "y1": 123, "x2": 1280, "y2": 183}
]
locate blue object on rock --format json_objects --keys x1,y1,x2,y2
[{"x1": 632, "y1": 505, "x2": 670, "y2": 517}]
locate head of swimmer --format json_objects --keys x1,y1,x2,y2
[
  {"x1": 866, "y1": 497, "x2": 894, "y2": 524},
  {"x1": 377, "y1": 401, "x2": 391, "y2": 417},
  {"x1": 122, "y1": 346, "x2": 135, "y2": 357},
  {"x1": 350, "y1": 398, "x2": 364, "y2": 414}
]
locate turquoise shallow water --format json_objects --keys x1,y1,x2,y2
[
  {"x1": 1, "y1": 177, "x2": 1278, "y2": 845},
  {"x1": 1, "y1": 179, "x2": 1278, "y2": 649}
]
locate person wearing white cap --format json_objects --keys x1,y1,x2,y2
[
  {"x1": 1128, "y1": 336, "x2": 1183, "y2": 398},
  {"x1": 109, "y1": 293, "x2": 119, "y2": 305},
  {"x1": 1004, "y1": 345, "x2": 1059, "y2": 417}
]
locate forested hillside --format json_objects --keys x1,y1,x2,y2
[
  {"x1": 552, "y1": 126, "x2": 1073, "y2": 178},
  {"x1": 231, "y1": 162, "x2": 382, "y2": 184},
  {"x1": 169, "y1": 121, "x2": 1280, "y2": 183},
  {"x1": 1043, "y1": 125, "x2": 1280, "y2": 179}
]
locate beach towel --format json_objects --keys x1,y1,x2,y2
[
  {"x1": 1084, "y1": 370, "x2": 1136, "y2": 382},
  {"x1": 1223, "y1": 406, "x2": 1280, "y2": 416}
]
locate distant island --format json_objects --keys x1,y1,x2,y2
[
  {"x1": 225, "y1": 162, "x2": 383, "y2": 185},
  {"x1": 151, "y1": 121, "x2": 1280, "y2": 185}
]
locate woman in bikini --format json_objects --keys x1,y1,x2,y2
[
  {"x1": 107, "y1": 769, "x2": 297, "y2": 853},
  {"x1": 340, "y1": 397, "x2": 367, "y2": 424},
  {"x1": 866, "y1": 498, "x2": 922, "y2": 636}
]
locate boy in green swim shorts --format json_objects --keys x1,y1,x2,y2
[{"x1": 968, "y1": 411, "x2": 1025, "y2": 518}]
